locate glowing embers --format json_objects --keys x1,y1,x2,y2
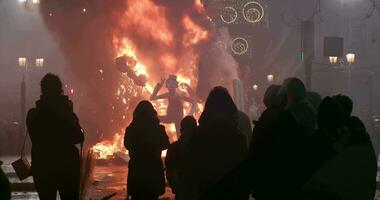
[
  {"x1": 116, "y1": 55, "x2": 147, "y2": 87},
  {"x1": 220, "y1": 7, "x2": 238, "y2": 24},
  {"x1": 92, "y1": 132, "x2": 127, "y2": 159},
  {"x1": 97, "y1": 0, "x2": 209, "y2": 158},
  {"x1": 242, "y1": 1, "x2": 265, "y2": 24},
  {"x1": 194, "y1": 0, "x2": 206, "y2": 14},
  {"x1": 231, "y1": 37, "x2": 249, "y2": 55}
]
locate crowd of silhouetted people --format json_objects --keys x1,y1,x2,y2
[
  {"x1": 0, "y1": 73, "x2": 378, "y2": 200},
  {"x1": 124, "y1": 77, "x2": 377, "y2": 200}
]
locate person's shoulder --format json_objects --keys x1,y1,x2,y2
[
  {"x1": 168, "y1": 141, "x2": 180, "y2": 150},
  {"x1": 27, "y1": 108, "x2": 37, "y2": 117},
  {"x1": 230, "y1": 131, "x2": 247, "y2": 143},
  {"x1": 348, "y1": 116, "x2": 365, "y2": 127},
  {"x1": 159, "y1": 124, "x2": 166, "y2": 131}
]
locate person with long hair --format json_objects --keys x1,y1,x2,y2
[
  {"x1": 124, "y1": 101, "x2": 170, "y2": 200},
  {"x1": 26, "y1": 73, "x2": 84, "y2": 200}
]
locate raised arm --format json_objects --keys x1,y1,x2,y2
[
  {"x1": 150, "y1": 78, "x2": 167, "y2": 100},
  {"x1": 182, "y1": 95, "x2": 196, "y2": 116}
]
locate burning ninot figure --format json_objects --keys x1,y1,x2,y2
[{"x1": 150, "y1": 75, "x2": 196, "y2": 137}]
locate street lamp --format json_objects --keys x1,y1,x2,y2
[
  {"x1": 346, "y1": 53, "x2": 355, "y2": 65},
  {"x1": 329, "y1": 56, "x2": 338, "y2": 65},
  {"x1": 19, "y1": 0, "x2": 39, "y2": 3},
  {"x1": 35, "y1": 58, "x2": 44, "y2": 68},
  {"x1": 18, "y1": 57, "x2": 27, "y2": 67},
  {"x1": 17, "y1": 57, "x2": 44, "y2": 137},
  {"x1": 253, "y1": 84, "x2": 259, "y2": 91},
  {"x1": 328, "y1": 53, "x2": 356, "y2": 95},
  {"x1": 267, "y1": 74, "x2": 274, "y2": 82}
]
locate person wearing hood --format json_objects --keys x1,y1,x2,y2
[
  {"x1": 283, "y1": 78, "x2": 317, "y2": 136},
  {"x1": 180, "y1": 87, "x2": 247, "y2": 200},
  {"x1": 300, "y1": 96, "x2": 377, "y2": 199},
  {"x1": 26, "y1": 73, "x2": 84, "y2": 200},
  {"x1": 124, "y1": 101, "x2": 170, "y2": 200}
]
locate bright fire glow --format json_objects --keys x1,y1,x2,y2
[
  {"x1": 183, "y1": 15, "x2": 208, "y2": 46},
  {"x1": 92, "y1": 132, "x2": 127, "y2": 159},
  {"x1": 92, "y1": 0, "x2": 209, "y2": 159}
]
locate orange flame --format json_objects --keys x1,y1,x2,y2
[
  {"x1": 92, "y1": 132, "x2": 127, "y2": 159},
  {"x1": 183, "y1": 15, "x2": 208, "y2": 46},
  {"x1": 92, "y1": 0, "x2": 209, "y2": 159}
]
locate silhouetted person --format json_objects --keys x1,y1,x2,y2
[
  {"x1": 303, "y1": 97, "x2": 349, "y2": 180},
  {"x1": 250, "y1": 85, "x2": 286, "y2": 157},
  {"x1": 180, "y1": 86, "x2": 247, "y2": 200},
  {"x1": 301, "y1": 96, "x2": 377, "y2": 199},
  {"x1": 207, "y1": 85, "x2": 287, "y2": 200},
  {"x1": 0, "y1": 160, "x2": 11, "y2": 200},
  {"x1": 124, "y1": 101, "x2": 169, "y2": 200},
  {"x1": 267, "y1": 79, "x2": 317, "y2": 198},
  {"x1": 283, "y1": 78, "x2": 317, "y2": 136},
  {"x1": 306, "y1": 91, "x2": 322, "y2": 112},
  {"x1": 333, "y1": 94, "x2": 371, "y2": 144},
  {"x1": 236, "y1": 111, "x2": 252, "y2": 148},
  {"x1": 26, "y1": 73, "x2": 84, "y2": 200},
  {"x1": 248, "y1": 85, "x2": 287, "y2": 199},
  {"x1": 165, "y1": 116, "x2": 197, "y2": 199}
]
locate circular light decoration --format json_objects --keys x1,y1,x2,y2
[
  {"x1": 242, "y1": 1, "x2": 265, "y2": 24},
  {"x1": 220, "y1": 7, "x2": 238, "y2": 24},
  {"x1": 231, "y1": 37, "x2": 249, "y2": 55}
]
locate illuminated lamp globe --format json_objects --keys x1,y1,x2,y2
[
  {"x1": 329, "y1": 56, "x2": 338, "y2": 65},
  {"x1": 267, "y1": 74, "x2": 274, "y2": 82},
  {"x1": 253, "y1": 84, "x2": 258, "y2": 91},
  {"x1": 346, "y1": 53, "x2": 355, "y2": 65},
  {"x1": 18, "y1": 57, "x2": 27, "y2": 67}
]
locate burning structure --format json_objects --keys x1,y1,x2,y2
[{"x1": 38, "y1": 0, "x2": 269, "y2": 159}]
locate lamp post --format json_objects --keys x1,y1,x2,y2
[
  {"x1": 18, "y1": 57, "x2": 44, "y2": 136},
  {"x1": 346, "y1": 53, "x2": 355, "y2": 96},
  {"x1": 328, "y1": 53, "x2": 356, "y2": 95},
  {"x1": 18, "y1": 57, "x2": 27, "y2": 138}
]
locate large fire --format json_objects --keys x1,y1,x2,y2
[{"x1": 92, "y1": 0, "x2": 209, "y2": 159}]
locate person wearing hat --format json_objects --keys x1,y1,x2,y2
[{"x1": 150, "y1": 75, "x2": 196, "y2": 138}]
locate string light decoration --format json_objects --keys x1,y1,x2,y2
[
  {"x1": 220, "y1": 6, "x2": 238, "y2": 24},
  {"x1": 231, "y1": 37, "x2": 249, "y2": 55},
  {"x1": 214, "y1": 0, "x2": 268, "y2": 26},
  {"x1": 242, "y1": 1, "x2": 265, "y2": 24}
]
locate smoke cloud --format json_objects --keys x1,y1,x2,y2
[{"x1": 38, "y1": 0, "x2": 239, "y2": 141}]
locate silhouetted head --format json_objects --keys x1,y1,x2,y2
[
  {"x1": 132, "y1": 100, "x2": 159, "y2": 125},
  {"x1": 333, "y1": 94, "x2": 353, "y2": 120},
  {"x1": 180, "y1": 116, "x2": 197, "y2": 137},
  {"x1": 199, "y1": 86, "x2": 237, "y2": 128},
  {"x1": 306, "y1": 91, "x2": 322, "y2": 111},
  {"x1": 40, "y1": 73, "x2": 63, "y2": 96},
  {"x1": 283, "y1": 78, "x2": 306, "y2": 107},
  {"x1": 318, "y1": 97, "x2": 344, "y2": 130},
  {"x1": 263, "y1": 84, "x2": 287, "y2": 109}
]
